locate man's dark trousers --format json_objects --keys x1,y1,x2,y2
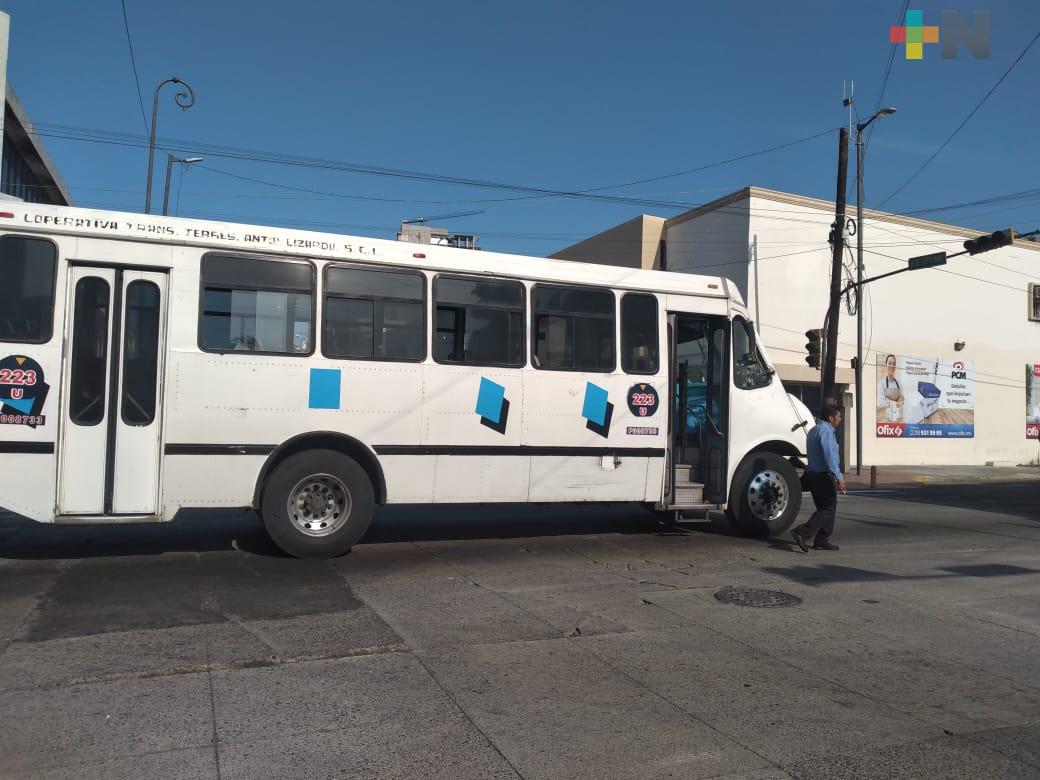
[{"x1": 800, "y1": 471, "x2": 837, "y2": 543}]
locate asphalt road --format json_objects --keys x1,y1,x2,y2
[{"x1": 1, "y1": 482, "x2": 1039, "y2": 779}]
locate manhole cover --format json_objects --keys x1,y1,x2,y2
[{"x1": 713, "y1": 587, "x2": 802, "y2": 608}]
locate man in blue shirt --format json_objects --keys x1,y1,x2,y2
[{"x1": 792, "y1": 404, "x2": 847, "y2": 552}]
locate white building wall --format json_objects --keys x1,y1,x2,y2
[
  {"x1": 741, "y1": 193, "x2": 1040, "y2": 467},
  {"x1": 665, "y1": 199, "x2": 750, "y2": 295},
  {"x1": 558, "y1": 187, "x2": 1040, "y2": 468}
]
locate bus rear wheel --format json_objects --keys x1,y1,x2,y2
[
  {"x1": 726, "y1": 452, "x2": 801, "y2": 538},
  {"x1": 261, "y1": 449, "x2": 374, "y2": 558}
]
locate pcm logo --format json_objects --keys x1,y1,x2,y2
[{"x1": 951, "y1": 361, "x2": 967, "y2": 380}]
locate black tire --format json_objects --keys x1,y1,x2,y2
[
  {"x1": 726, "y1": 452, "x2": 802, "y2": 537},
  {"x1": 260, "y1": 449, "x2": 375, "y2": 558}
]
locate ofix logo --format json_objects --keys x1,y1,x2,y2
[{"x1": 890, "y1": 9, "x2": 991, "y2": 60}]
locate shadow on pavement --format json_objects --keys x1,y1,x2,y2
[
  {"x1": 362, "y1": 502, "x2": 670, "y2": 543},
  {"x1": 0, "y1": 510, "x2": 283, "y2": 560},
  {"x1": 760, "y1": 561, "x2": 1040, "y2": 587},
  {"x1": 0, "y1": 503, "x2": 689, "y2": 560},
  {"x1": 862, "y1": 481, "x2": 1040, "y2": 521}
]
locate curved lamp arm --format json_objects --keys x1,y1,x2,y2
[{"x1": 145, "y1": 77, "x2": 197, "y2": 214}]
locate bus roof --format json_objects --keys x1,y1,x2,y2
[{"x1": 3, "y1": 202, "x2": 737, "y2": 301}]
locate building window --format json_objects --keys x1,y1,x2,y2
[
  {"x1": 621, "y1": 293, "x2": 658, "y2": 374},
  {"x1": 199, "y1": 254, "x2": 314, "y2": 355},
  {"x1": 732, "y1": 316, "x2": 771, "y2": 390},
  {"x1": 323, "y1": 265, "x2": 425, "y2": 361},
  {"x1": 433, "y1": 276, "x2": 525, "y2": 366},
  {"x1": 532, "y1": 284, "x2": 615, "y2": 372},
  {"x1": 0, "y1": 235, "x2": 57, "y2": 343},
  {"x1": 1030, "y1": 283, "x2": 1040, "y2": 322}
]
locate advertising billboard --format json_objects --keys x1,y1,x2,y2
[
  {"x1": 1028, "y1": 364, "x2": 1040, "y2": 440},
  {"x1": 875, "y1": 355, "x2": 974, "y2": 438}
]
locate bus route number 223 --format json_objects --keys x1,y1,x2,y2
[{"x1": 627, "y1": 383, "x2": 659, "y2": 418}]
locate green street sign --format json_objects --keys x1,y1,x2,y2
[{"x1": 908, "y1": 251, "x2": 948, "y2": 270}]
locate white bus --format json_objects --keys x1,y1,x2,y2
[{"x1": 0, "y1": 203, "x2": 813, "y2": 558}]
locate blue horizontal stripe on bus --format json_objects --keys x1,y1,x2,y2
[{"x1": 0, "y1": 441, "x2": 55, "y2": 454}]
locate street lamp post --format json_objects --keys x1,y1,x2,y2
[
  {"x1": 161, "y1": 155, "x2": 203, "y2": 216},
  {"x1": 144, "y1": 77, "x2": 196, "y2": 214},
  {"x1": 854, "y1": 106, "x2": 896, "y2": 475}
]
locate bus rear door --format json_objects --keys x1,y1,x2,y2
[{"x1": 58, "y1": 265, "x2": 168, "y2": 517}]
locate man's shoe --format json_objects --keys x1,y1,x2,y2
[
  {"x1": 791, "y1": 530, "x2": 810, "y2": 553},
  {"x1": 813, "y1": 540, "x2": 840, "y2": 551}
]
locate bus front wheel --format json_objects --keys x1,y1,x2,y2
[
  {"x1": 261, "y1": 449, "x2": 375, "y2": 558},
  {"x1": 726, "y1": 452, "x2": 801, "y2": 538}
]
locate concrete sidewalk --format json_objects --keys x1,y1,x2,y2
[{"x1": 844, "y1": 464, "x2": 1040, "y2": 490}]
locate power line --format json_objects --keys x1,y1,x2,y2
[
  {"x1": 29, "y1": 121, "x2": 837, "y2": 212},
  {"x1": 39, "y1": 121, "x2": 1038, "y2": 232},
  {"x1": 759, "y1": 321, "x2": 1027, "y2": 388},
  {"x1": 867, "y1": 219, "x2": 1038, "y2": 281},
  {"x1": 118, "y1": 0, "x2": 149, "y2": 135},
  {"x1": 194, "y1": 163, "x2": 488, "y2": 205},
  {"x1": 864, "y1": 0, "x2": 910, "y2": 153},
  {"x1": 860, "y1": 246, "x2": 1027, "y2": 292},
  {"x1": 877, "y1": 27, "x2": 1040, "y2": 208},
  {"x1": 28, "y1": 125, "x2": 700, "y2": 211},
  {"x1": 571, "y1": 128, "x2": 838, "y2": 193},
  {"x1": 903, "y1": 187, "x2": 1040, "y2": 216}
]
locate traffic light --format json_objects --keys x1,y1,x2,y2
[
  {"x1": 963, "y1": 228, "x2": 1015, "y2": 256},
  {"x1": 805, "y1": 328, "x2": 824, "y2": 369}
]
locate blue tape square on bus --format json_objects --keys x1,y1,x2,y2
[
  {"x1": 309, "y1": 368, "x2": 341, "y2": 410},
  {"x1": 582, "y1": 382, "x2": 609, "y2": 426},
  {"x1": 2, "y1": 396, "x2": 33, "y2": 414},
  {"x1": 475, "y1": 377, "x2": 506, "y2": 424}
]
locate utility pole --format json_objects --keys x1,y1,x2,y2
[
  {"x1": 822, "y1": 127, "x2": 849, "y2": 410},
  {"x1": 855, "y1": 128, "x2": 864, "y2": 474}
]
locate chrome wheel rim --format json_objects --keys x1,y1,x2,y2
[
  {"x1": 286, "y1": 474, "x2": 351, "y2": 537},
  {"x1": 746, "y1": 469, "x2": 789, "y2": 522}
]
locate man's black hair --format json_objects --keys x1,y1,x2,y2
[{"x1": 821, "y1": 404, "x2": 842, "y2": 422}]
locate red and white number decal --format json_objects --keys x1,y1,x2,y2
[{"x1": 0, "y1": 369, "x2": 37, "y2": 386}]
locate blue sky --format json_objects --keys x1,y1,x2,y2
[{"x1": 2, "y1": 0, "x2": 1038, "y2": 254}]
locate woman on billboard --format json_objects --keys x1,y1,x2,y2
[{"x1": 877, "y1": 354, "x2": 904, "y2": 421}]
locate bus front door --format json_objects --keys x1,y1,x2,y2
[
  {"x1": 58, "y1": 265, "x2": 168, "y2": 516},
  {"x1": 671, "y1": 314, "x2": 729, "y2": 504}
]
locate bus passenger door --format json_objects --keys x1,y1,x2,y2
[
  {"x1": 670, "y1": 314, "x2": 728, "y2": 504},
  {"x1": 58, "y1": 266, "x2": 168, "y2": 516}
]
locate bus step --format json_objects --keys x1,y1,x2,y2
[
  {"x1": 658, "y1": 507, "x2": 713, "y2": 524},
  {"x1": 673, "y1": 464, "x2": 695, "y2": 483},
  {"x1": 673, "y1": 482, "x2": 704, "y2": 504},
  {"x1": 677, "y1": 510, "x2": 713, "y2": 523}
]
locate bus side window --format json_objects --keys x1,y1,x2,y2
[
  {"x1": 323, "y1": 265, "x2": 425, "y2": 361},
  {"x1": 0, "y1": 235, "x2": 58, "y2": 344},
  {"x1": 199, "y1": 254, "x2": 314, "y2": 355},
  {"x1": 531, "y1": 284, "x2": 614, "y2": 372},
  {"x1": 621, "y1": 293, "x2": 658, "y2": 374},
  {"x1": 433, "y1": 276, "x2": 525, "y2": 367}
]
